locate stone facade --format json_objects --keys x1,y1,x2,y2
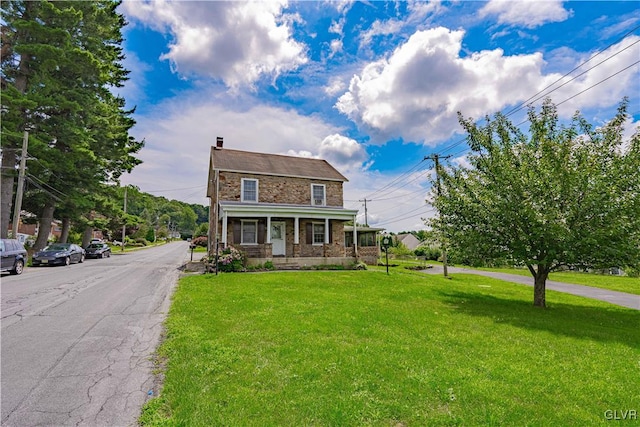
[{"x1": 218, "y1": 172, "x2": 344, "y2": 206}]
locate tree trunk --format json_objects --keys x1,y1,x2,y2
[
  {"x1": 34, "y1": 203, "x2": 55, "y2": 251},
  {"x1": 0, "y1": 150, "x2": 17, "y2": 238},
  {"x1": 533, "y1": 265, "x2": 549, "y2": 308},
  {"x1": 82, "y1": 225, "x2": 93, "y2": 247},
  {"x1": 59, "y1": 218, "x2": 70, "y2": 243},
  {"x1": 529, "y1": 264, "x2": 550, "y2": 308}
]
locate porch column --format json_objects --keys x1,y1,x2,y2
[
  {"x1": 221, "y1": 211, "x2": 228, "y2": 245},
  {"x1": 325, "y1": 218, "x2": 329, "y2": 243},
  {"x1": 266, "y1": 216, "x2": 272, "y2": 243},
  {"x1": 294, "y1": 217, "x2": 299, "y2": 244},
  {"x1": 353, "y1": 215, "x2": 358, "y2": 257}
]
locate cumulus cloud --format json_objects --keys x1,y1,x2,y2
[
  {"x1": 287, "y1": 134, "x2": 369, "y2": 177},
  {"x1": 336, "y1": 26, "x2": 640, "y2": 146},
  {"x1": 336, "y1": 27, "x2": 558, "y2": 145},
  {"x1": 479, "y1": 0, "x2": 572, "y2": 29},
  {"x1": 121, "y1": 0, "x2": 307, "y2": 88},
  {"x1": 548, "y1": 36, "x2": 640, "y2": 115}
]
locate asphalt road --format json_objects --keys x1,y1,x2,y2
[{"x1": 1, "y1": 241, "x2": 190, "y2": 426}]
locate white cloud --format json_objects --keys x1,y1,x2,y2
[
  {"x1": 121, "y1": 0, "x2": 307, "y2": 88},
  {"x1": 336, "y1": 27, "x2": 558, "y2": 145},
  {"x1": 121, "y1": 91, "x2": 366, "y2": 203},
  {"x1": 358, "y1": 0, "x2": 444, "y2": 49},
  {"x1": 549, "y1": 36, "x2": 640, "y2": 116},
  {"x1": 337, "y1": 27, "x2": 640, "y2": 146},
  {"x1": 324, "y1": 76, "x2": 347, "y2": 96},
  {"x1": 479, "y1": 0, "x2": 571, "y2": 29}
]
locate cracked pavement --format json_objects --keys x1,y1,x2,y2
[{"x1": 1, "y1": 241, "x2": 190, "y2": 426}]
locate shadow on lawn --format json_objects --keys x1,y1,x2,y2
[{"x1": 436, "y1": 290, "x2": 640, "y2": 348}]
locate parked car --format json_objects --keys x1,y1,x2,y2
[
  {"x1": 0, "y1": 238, "x2": 27, "y2": 275},
  {"x1": 85, "y1": 243, "x2": 111, "y2": 259},
  {"x1": 32, "y1": 243, "x2": 85, "y2": 266}
]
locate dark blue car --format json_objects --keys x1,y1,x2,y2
[{"x1": 32, "y1": 243, "x2": 85, "y2": 266}]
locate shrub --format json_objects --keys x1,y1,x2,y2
[
  {"x1": 191, "y1": 236, "x2": 208, "y2": 247},
  {"x1": 216, "y1": 246, "x2": 245, "y2": 272}
]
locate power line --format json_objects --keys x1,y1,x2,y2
[
  {"x1": 443, "y1": 59, "x2": 640, "y2": 160},
  {"x1": 439, "y1": 28, "x2": 640, "y2": 156}
]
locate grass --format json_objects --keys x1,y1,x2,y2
[{"x1": 140, "y1": 270, "x2": 639, "y2": 426}]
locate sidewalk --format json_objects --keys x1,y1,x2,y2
[{"x1": 422, "y1": 266, "x2": 640, "y2": 310}]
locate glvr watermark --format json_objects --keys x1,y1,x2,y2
[{"x1": 604, "y1": 409, "x2": 637, "y2": 421}]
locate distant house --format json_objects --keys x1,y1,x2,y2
[
  {"x1": 206, "y1": 138, "x2": 360, "y2": 268},
  {"x1": 395, "y1": 233, "x2": 421, "y2": 250}
]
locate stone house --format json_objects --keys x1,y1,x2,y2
[{"x1": 207, "y1": 138, "x2": 360, "y2": 268}]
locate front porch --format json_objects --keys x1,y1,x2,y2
[{"x1": 214, "y1": 202, "x2": 360, "y2": 268}]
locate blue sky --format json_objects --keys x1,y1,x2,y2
[{"x1": 117, "y1": 0, "x2": 640, "y2": 232}]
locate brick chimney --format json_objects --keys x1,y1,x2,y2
[{"x1": 216, "y1": 136, "x2": 223, "y2": 149}]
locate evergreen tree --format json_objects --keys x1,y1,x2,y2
[{"x1": 1, "y1": 1, "x2": 143, "y2": 247}]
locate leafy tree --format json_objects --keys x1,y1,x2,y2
[
  {"x1": 433, "y1": 99, "x2": 640, "y2": 307},
  {"x1": 194, "y1": 222, "x2": 209, "y2": 238}
]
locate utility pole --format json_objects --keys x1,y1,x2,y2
[
  {"x1": 11, "y1": 130, "x2": 29, "y2": 239},
  {"x1": 359, "y1": 199, "x2": 371, "y2": 227},
  {"x1": 425, "y1": 154, "x2": 451, "y2": 278},
  {"x1": 121, "y1": 185, "x2": 127, "y2": 251}
]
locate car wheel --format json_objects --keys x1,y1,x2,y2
[
  {"x1": 100, "y1": 253, "x2": 104, "y2": 259},
  {"x1": 79, "y1": 254, "x2": 85, "y2": 263},
  {"x1": 64, "y1": 256, "x2": 71, "y2": 266},
  {"x1": 11, "y1": 259, "x2": 24, "y2": 275},
  {"x1": 107, "y1": 251, "x2": 111, "y2": 258}
]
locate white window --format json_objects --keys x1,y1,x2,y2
[
  {"x1": 242, "y1": 179, "x2": 258, "y2": 202},
  {"x1": 241, "y1": 220, "x2": 258, "y2": 244},
  {"x1": 311, "y1": 184, "x2": 326, "y2": 206},
  {"x1": 312, "y1": 223, "x2": 325, "y2": 245}
]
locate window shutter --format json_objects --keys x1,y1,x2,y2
[
  {"x1": 329, "y1": 221, "x2": 333, "y2": 243},
  {"x1": 233, "y1": 221, "x2": 241, "y2": 245},
  {"x1": 258, "y1": 220, "x2": 266, "y2": 244},
  {"x1": 306, "y1": 223, "x2": 312, "y2": 245}
]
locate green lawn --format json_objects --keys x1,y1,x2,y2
[{"x1": 141, "y1": 270, "x2": 639, "y2": 426}]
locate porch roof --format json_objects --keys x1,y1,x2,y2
[{"x1": 219, "y1": 201, "x2": 358, "y2": 221}]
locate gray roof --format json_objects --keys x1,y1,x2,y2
[{"x1": 211, "y1": 148, "x2": 348, "y2": 181}]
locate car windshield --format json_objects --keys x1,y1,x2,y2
[
  {"x1": 45, "y1": 244, "x2": 70, "y2": 251},
  {"x1": 88, "y1": 244, "x2": 103, "y2": 249}
]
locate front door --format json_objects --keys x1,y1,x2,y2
[{"x1": 271, "y1": 222, "x2": 286, "y2": 256}]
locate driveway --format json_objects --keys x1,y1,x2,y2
[{"x1": 422, "y1": 266, "x2": 639, "y2": 310}]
